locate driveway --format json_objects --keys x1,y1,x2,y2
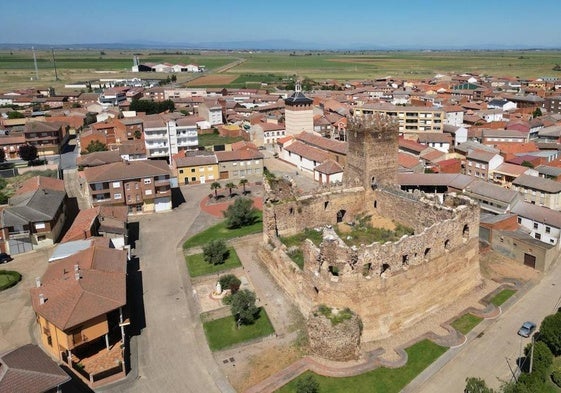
[
  {"x1": 0, "y1": 248, "x2": 51, "y2": 352},
  {"x1": 105, "y1": 184, "x2": 235, "y2": 393},
  {"x1": 407, "y1": 259, "x2": 561, "y2": 392}
]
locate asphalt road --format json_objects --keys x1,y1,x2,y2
[
  {"x1": 408, "y1": 259, "x2": 561, "y2": 392},
  {"x1": 104, "y1": 184, "x2": 234, "y2": 393}
]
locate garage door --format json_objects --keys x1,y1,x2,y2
[
  {"x1": 524, "y1": 253, "x2": 536, "y2": 269},
  {"x1": 9, "y1": 238, "x2": 32, "y2": 255}
]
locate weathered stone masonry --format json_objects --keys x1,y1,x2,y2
[{"x1": 259, "y1": 115, "x2": 482, "y2": 342}]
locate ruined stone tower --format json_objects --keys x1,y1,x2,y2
[{"x1": 344, "y1": 114, "x2": 398, "y2": 188}]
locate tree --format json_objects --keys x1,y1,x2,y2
[
  {"x1": 464, "y1": 377, "x2": 496, "y2": 393},
  {"x1": 521, "y1": 161, "x2": 534, "y2": 168},
  {"x1": 202, "y1": 239, "x2": 229, "y2": 265},
  {"x1": 210, "y1": 181, "x2": 221, "y2": 199},
  {"x1": 0, "y1": 149, "x2": 5, "y2": 163},
  {"x1": 225, "y1": 182, "x2": 237, "y2": 197},
  {"x1": 84, "y1": 140, "x2": 108, "y2": 154},
  {"x1": 171, "y1": 74, "x2": 177, "y2": 82},
  {"x1": 524, "y1": 340, "x2": 552, "y2": 378},
  {"x1": 18, "y1": 144, "x2": 38, "y2": 162},
  {"x1": 84, "y1": 112, "x2": 97, "y2": 126},
  {"x1": 223, "y1": 197, "x2": 258, "y2": 229},
  {"x1": 230, "y1": 289, "x2": 258, "y2": 326},
  {"x1": 537, "y1": 311, "x2": 561, "y2": 355},
  {"x1": 7, "y1": 111, "x2": 24, "y2": 119},
  {"x1": 239, "y1": 178, "x2": 249, "y2": 194},
  {"x1": 532, "y1": 107, "x2": 542, "y2": 118},
  {"x1": 296, "y1": 375, "x2": 320, "y2": 393},
  {"x1": 219, "y1": 274, "x2": 241, "y2": 294}
]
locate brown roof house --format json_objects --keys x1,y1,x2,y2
[
  {"x1": 83, "y1": 160, "x2": 172, "y2": 214},
  {"x1": 31, "y1": 238, "x2": 128, "y2": 388},
  {"x1": 0, "y1": 176, "x2": 67, "y2": 255},
  {"x1": 0, "y1": 344, "x2": 70, "y2": 393}
]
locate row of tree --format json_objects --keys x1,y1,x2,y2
[{"x1": 210, "y1": 179, "x2": 249, "y2": 199}]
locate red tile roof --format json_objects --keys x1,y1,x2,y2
[
  {"x1": 0, "y1": 344, "x2": 70, "y2": 393},
  {"x1": 31, "y1": 242, "x2": 127, "y2": 330},
  {"x1": 295, "y1": 132, "x2": 347, "y2": 155},
  {"x1": 284, "y1": 141, "x2": 330, "y2": 163},
  {"x1": 215, "y1": 148, "x2": 264, "y2": 162},
  {"x1": 314, "y1": 159, "x2": 343, "y2": 174},
  {"x1": 14, "y1": 176, "x2": 65, "y2": 196}
]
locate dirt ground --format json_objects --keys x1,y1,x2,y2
[
  {"x1": 187, "y1": 74, "x2": 237, "y2": 86},
  {"x1": 480, "y1": 247, "x2": 541, "y2": 283},
  {"x1": 225, "y1": 339, "x2": 303, "y2": 392}
]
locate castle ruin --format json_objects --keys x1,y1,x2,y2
[{"x1": 260, "y1": 114, "x2": 482, "y2": 342}]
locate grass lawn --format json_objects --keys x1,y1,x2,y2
[
  {"x1": 490, "y1": 289, "x2": 517, "y2": 307},
  {"x1": 183, "y1": 212, "x2": 263, "y2": 249},
  {"x1": 280, "y1": 228, "x2": 324, "y2": 269},
  {"x1": 451, "y1": 313, "x2": 483, "y2": 335},
  {"x1": 198, "y1": 133, "x2": 244, "y2": 147},
  {"x1": 0, "y1": 270, "x2": 21, "y2": 291},
  {"x1": 186, "y1": 247, "x2": 242, "y2": 277},
  {"x1": 203, "y1": 307, "x2": 275, "y2": 351},
  {"x1": 276, "y1": 339, "x2": 447, "y2": 393}
]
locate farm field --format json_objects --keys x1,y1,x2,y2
[{"x1": 1, "y1": 49, "x2": 560, "y2": 91}]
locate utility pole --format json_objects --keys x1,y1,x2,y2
[
  {"x1": 529, "y1": 335, "x2": 535, "y2": 373},
  {"x1": 32, "y1": 47, "x2": 39, "y2": 80},
  {"x1": 51, "y1": 48, "x2": 59, "y2": 81}
]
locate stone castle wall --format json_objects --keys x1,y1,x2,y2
[{"x1": 261, "y1": 188, "x2": 481, "y2": 341}]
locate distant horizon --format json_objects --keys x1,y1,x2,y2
[
  {"x1": 1, "y1": 41, "x2": 561, "y2": 52},
  {"x1": 2, "y1": 1, "x2": 561, "y2": 50}
]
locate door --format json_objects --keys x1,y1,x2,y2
[
  {"x1": 200, "y1": 176, "x2": 206, "y2": 184},
  {"x1": 9, "y1": 238, "x2": 32, "y2": 254},
  {"x1": 523, "y1": 253, "x2": 536, "y2": 269}
]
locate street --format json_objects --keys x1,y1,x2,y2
[
  {"x1": 408, "y1": 261, "x2": 561, "y2": 392},
  {"x1": 104, "y1": 184, "x2": 234, "y2": 393}
]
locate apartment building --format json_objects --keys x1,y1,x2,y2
[
  {"x1": 142, "y1": 115, "x2": 199, "y2": 160},
  {"x1": 353, "y1": 103, "x2": 444, "y2": 134},
  {"x1": 83, "y1": 160, "x2": 172, "y2": 214},
  {"x1": 198, "y1": 100, "x2": 223, "y2": 126},
  {"x1": 511, "y1": 174, "x2": 561, "y2": 210},
  {"x1": 23, "y1": 120, "x2": 66, "y2": 155},
  {"x1": 173, "y1": 150, "x2": 219, "y2": 185}
]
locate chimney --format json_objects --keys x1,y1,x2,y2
[
  {"x1": 74, "y1": 264, "x2": 79, "y2": 272},
  {"x1": 39, "y1": 294, "x2": 46, "y2": 305},
  {"x1": 74, "y1": 271, "x2": 81, "y2": 281},
  {"x1": 35, "y1": 277, "x2": 41, "y2": 288}
]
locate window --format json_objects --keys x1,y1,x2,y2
[
  {"x1": 191, "y1": 168, "x2": 196, "y2": 173},
  {"x1": 112, "y1": 181, "x2": 120, "y2": 188},
  {"x1": 145, "y1": 189, "x2": 152, "y2": 195},
  {"x1": 533, "y1": 222, "x2": 538, "y2": 229},
  {"x1": 144, "y1": 178, "x2": 152, "y2": 185},
  {"x1": 135, "y1": 183, "x2": 139, "y2": 190},
  {"x1": 517, "y1": 217, "x2": 522, "y2": 224},
  {"x1": 191, "y1": 177, "x2": 196, "y2": 182},
  {"x1": 114, "y1": 193, "x2": 122, "y2": 199},
  {"x1": 126, "y1": 183, "x2": 130, "y2": 190},
  {"x1": 179, "y1": 169, "x2": 183, "y2": 174},
  {"x1": 37, "y1": 235, "x2": 46, "y2": 241},
  {"x1": 35, "y1": 222, "x2": 45, "y2": 230},
  {"x1": 535, "y1": 233, "x2": 541, "y2": 240},
  {"x1": 546, "y1": 226, "x2": 551, "y2": 234}
]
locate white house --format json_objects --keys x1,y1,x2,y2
[
  {"x1": 443, "y1": 124, "x2": 468, "y2": 146},
  {"x1": 314, "y1": 159, "x2": 343, "y2": 184},
  {"x1": 512, "y1": 202, "x2": 561, "y2": 247}
]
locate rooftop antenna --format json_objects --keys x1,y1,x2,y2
[
  {"x1": 51, "y1": 48, "x2": 59, "y2": 81},
  {"x1": 32, "y1": 47, "x2": 39, "y2": 80}
]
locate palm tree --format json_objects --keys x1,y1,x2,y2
[
  {"x1": 239, "y1": 178, "x2": 248, "y2": 195},
  {"x1": 225, "y1": 182, "x2": 237, "y2": 197},
  {"x1": 210, "y1": 182, "x2": 221, "y2": 199}
]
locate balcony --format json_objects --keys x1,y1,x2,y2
[
  {"x1": 9, "y1": 229, "x2": 30, "y2": 239},
  {"x1": 64, "y1": 335, "x2": 125, "y2": 388},
  {"x1": 90, "y1": 188, "x2": 110, "y2": 195},
  {"x1": 154, "y1": 178, "x2": 170, "y2": 187},
  {"x1": 144, "y1": 132, "x2": 167, "y2": 140}
]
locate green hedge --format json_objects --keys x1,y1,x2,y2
[{"x1": 0, "y1": 270, "x2": 22, "y2": 291}]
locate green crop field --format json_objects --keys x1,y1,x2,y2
[{"x1": 1, "y1": 49, "x2": 560, "y2": 91}]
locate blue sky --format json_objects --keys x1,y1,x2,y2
[{"x1": 2, "y1": 0, "x2": 561, "y2": 49}]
